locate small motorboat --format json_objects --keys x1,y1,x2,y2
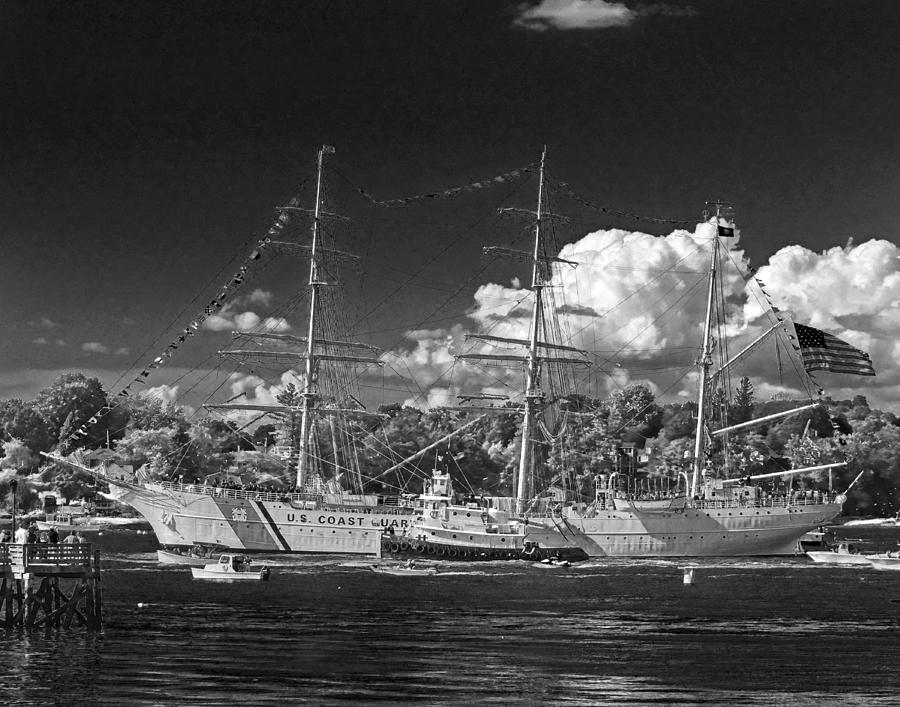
[
  {"x1": 157, "y1": 548, "x2": 220, "y2": 567},
  {"x1": 530, "y1": 558, "x2": 571, "y2": 568},
  {"x1": 806, "y1": 542, "x2": 872, "y2": 565},
  {"x1": 867, "y1": 552, "x2": 900, "y2": 571},
  {"x1": 371, "y1": 563, "x2": 438, "y2": 576},
  {"x1": 191, "y1": 554, "x2": 270, "y2": 581}
]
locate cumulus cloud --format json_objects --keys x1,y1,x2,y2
[
  {"x1": 55, "y1": 339, "x2": 67, "y2": 347},
  {"x1": 32, "y1": 337, "x2": 48, "y2": 345},
  {"x1": 28, "y1": 317, "x2": 58, "y2": 328},
  {"x1": 202, "y1": 289, "x2": 289, "y2": 333},
  {"x1": 212, "y1": 371, "x2": 304, "y2": 424},
  {"x1": 513, "y1": 0, "x2": 635, "y2": 30},
  {"x1": 141, "y1": 384, "x2": 180, "y2": 404},
  {"x1": 390, "y1": 224, "x2": 900, "y2": 410},
  {"x1": 115, "y1": 347, "x2": 130, "y2": 355},
  {"x1": 81, "y1": 341, "x2": 110, "y2": 354},
  {"x1": 245, "y1": 289, "x2": 274, "y2": 307},
  {"x1": 512, "y1": 0, "x2": 695, "y2": 31}
]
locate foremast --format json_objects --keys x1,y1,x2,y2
[
  {"x1": 296, "y1": 145, "x2": 330, "y2": 488},
  {"x1": 208, "y1": 145, "x2": 383, "y2": 490}
]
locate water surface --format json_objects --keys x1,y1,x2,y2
[{"x1": 2, "y1": 530, "x2": 899, "y2": 705}]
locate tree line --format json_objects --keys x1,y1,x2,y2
[{"x1": 1, "y1": 372, "x2": 898, "y2": 517}]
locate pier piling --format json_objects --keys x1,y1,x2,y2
[{"x1": 0, "y1": 544, "x2": 102, "y2": 630}]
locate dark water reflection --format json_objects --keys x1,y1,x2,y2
[{"x1": 3, "y1": 534, "x2": 900, "y2": 705}]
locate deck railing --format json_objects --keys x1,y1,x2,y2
[{"x1": 155, "y1": 480, "x2": 413, "y2": 511}]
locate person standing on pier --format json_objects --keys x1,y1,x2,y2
[
  {"x1": 63, "y1": 530, "x2": 78, "y2": 544},
  {"x1": 48, "y1": 527, "x2": 59, "y2": 543},
  {"x1": 14, "y1": 523, "x2": 29, "y2": 544},
  {"x1": 0, "y1": 529, "x2": 10, "y2": 543}
]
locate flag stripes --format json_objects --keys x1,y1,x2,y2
[{"x1": 794, "y1": 322, "x2": 875, "y2": 376}]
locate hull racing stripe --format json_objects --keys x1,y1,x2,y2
[{"x1": 254, "y1": 501, "x2": 290, "y2": 551}]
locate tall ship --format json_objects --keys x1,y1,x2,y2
[
  {"x1": 49, "y1": 146, "x2": 418, "y2": 555},
  {"x1": 394, "y1": 149, "x2": 853, "y2": 559}
]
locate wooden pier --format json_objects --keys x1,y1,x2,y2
[{"x1": 0, "y1": 544, "x2": 102, "y2": 630}]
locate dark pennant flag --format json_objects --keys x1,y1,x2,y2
[
  {"x1": 793, "y1": 322, "x2": 875, "y2": 376},
  {"x1": 717, "y1": 225, "x2": 735, "y2": 238}
]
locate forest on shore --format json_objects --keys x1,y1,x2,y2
[{"x1": 1, "y1": 372, "x2": 898, "y2": 517}]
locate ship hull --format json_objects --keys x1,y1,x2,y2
[
  {"x1": 406, "y1": 501, "x2": 842, "y2": 558},
  {"x1": 104, "y1": 479, "x2": 413, "y2": 555},
  {"x1": 549, "y1": 502, "x2": 843, "y2": 557}
]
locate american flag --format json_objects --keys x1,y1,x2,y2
[{"x1": 794, "y1": 322, "x2": 875, "y2": 376}]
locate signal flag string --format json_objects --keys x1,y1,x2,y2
[{"x1": 62, "y1": 197, "x2": 303, "y2": 449}]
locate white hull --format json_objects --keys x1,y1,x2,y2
[
  {"x1": 552, "y1": 501, "x2": 843, "y2": 557},
  {"x1": 806, "y1": 550, "x2": 872, "y2": 565},
  {"x1": 190, "y1": 567, "x2": 268, "y2": 581},
  {"x1": 371, "y1": 565, "x2": 438, "y2": 576},
  {"x1": 36, "y1": 519, "x2": 111, "y2": 533},
  {"x1": 868, "y1": 556, "x2": 900, "y2": 570},
  {"x1": 104, "y1": 478, "x2": 414, "y2": 555},
  {"x1": 157, "y1": 549, "x2": 217, "y2": 566},
  {"x1": 413, "y1": 500, "x2": 842, "y2": 558}
]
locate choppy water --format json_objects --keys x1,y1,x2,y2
[{"x1": 3, "y1": 529, "x2": 900, "y2": 706}]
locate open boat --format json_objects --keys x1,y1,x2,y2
[
  {"x1": 157, "y1": 547, "x2": 222, "y2": 566},
  {"x1": 370, "y1": 563, "x2": 438, "y2": 576},
  {"x1": 191, "y1": 554, "x2": 270, "y2": 581},
  {"x1": 867, "y1": 551, "x2": 900, "y2": 571},
  {"x1": 530, "y1": 558, "x2": 571, "y2": 569},
  {"x1": 806, "y1": 542, "x2": 872, "y2": 565}
]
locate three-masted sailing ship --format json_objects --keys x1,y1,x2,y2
[
  {"x1": 391, "y1": 151, "x2": 848, "y2": 560},
  {"x1": 51, "y1": 146, "x2": 418, "y2": 555}
]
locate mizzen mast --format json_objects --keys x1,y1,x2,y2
[{"x1": 690, "y1": 202, "x2": 732, "y2": 498}]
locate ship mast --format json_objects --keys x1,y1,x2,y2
[
  {"x1": 297, "y1": 145, "x2": 332, "y2": 488},
  {"x1": 452, "y1": 148, "x2": 588, "y2": 510},
  {"x1": 516, "y1": 146, "x2": 548, "y2": 515},
  {"x1": 690, "y1": 203, "x2": 729, "y2": 498}
]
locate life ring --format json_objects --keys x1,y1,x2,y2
[
  {"x1": 438, "y1": 547, "x2": 448, "y2": 556},
  {"x1": 399, "y1": 540, "x2": 410, "y2": 551},
  {"x1": 430, "y1": 510, "x2": 439, "y2": 519},
  {"x1": 389, "y1": 543, "x2": 400, "y2": 553},
  {"x1": 448, "y1": 549, "x2": 458, "y2": 557},
  {"x1": 427, "y1": 546, "x2": 437, "y2": 555}
]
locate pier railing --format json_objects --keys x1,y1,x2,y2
[
  {"x1": 1, "y1": 543, "x2": 95, "y2": 571},
  {"x1": 1, "y1": 543, "x2": 102, "y2": 630}
]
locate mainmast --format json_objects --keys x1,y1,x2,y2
[
  {"x1": 516, "y1": 147, "x2": 548, "y2": 515},
  {"x1": 297, "y1": 145, "x2": 332, "y2": 488},
  {"x1": 690, "y1": 203, "x2": 731, "y2": 498},
  {"x1": 453, "y1": 148, "x2": 588, "y2": 511}
]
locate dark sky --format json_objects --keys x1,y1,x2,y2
[{"x1": 3, "y1": 0, "x2": 899, "y2": 403}]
